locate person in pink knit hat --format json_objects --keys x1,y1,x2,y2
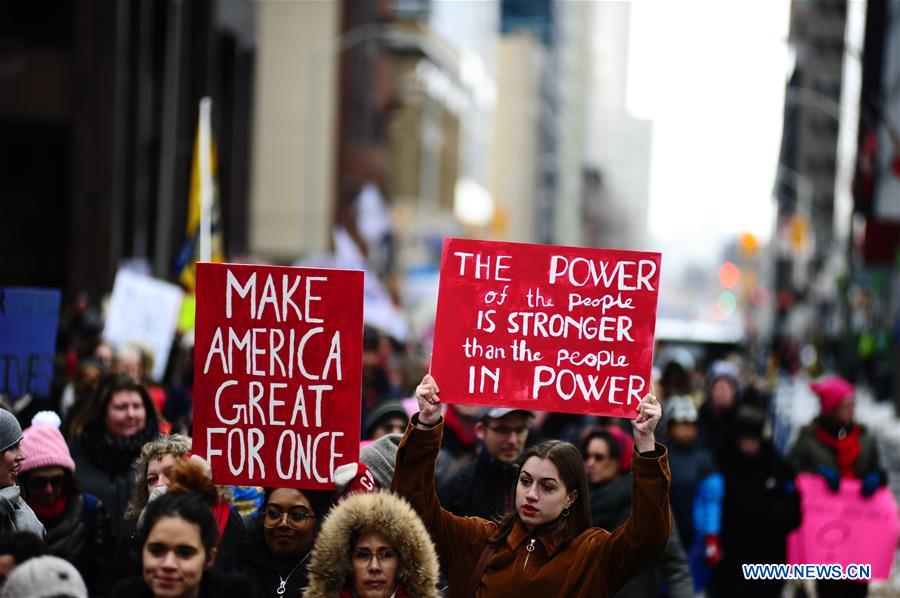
[
  {"x1": 788, "y1": 375, "x2": 887, "y2": 597},
  {"x1": 18, "y1": 420, "x2": 114, "y2": 595}
]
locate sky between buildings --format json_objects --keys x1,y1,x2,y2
[{"x1": 627, "y1": 0, "x2": 792, "y2": 274}]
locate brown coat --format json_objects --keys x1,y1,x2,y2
[{"x1": 391, "y1": 419, "x2": 672, "y2": 598}]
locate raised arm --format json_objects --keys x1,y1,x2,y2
[
  {"x1": 391, "y1": 375, "x2": 493, "y2": 577},
  {"x1": 592, "y1": 394, "x2": 672, "y2": 594}
]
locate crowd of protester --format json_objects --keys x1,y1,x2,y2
[{"x1": 0, "y1": 291, "x2": 890, "y2": 597}]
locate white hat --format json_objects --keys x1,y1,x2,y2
[
  {"x1": 2, "y1": 556, "x2": 88, "y2": 598},
  {"x1": 666, "y1": 395, "x2": 698, "y2": 423}
]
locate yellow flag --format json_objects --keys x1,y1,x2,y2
[{"x1": 175, "y1": 99, "x2": 225, "y2": 291}]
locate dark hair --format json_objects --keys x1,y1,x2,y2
[
  {"x1": 18, "y1": 469, "x2": 81, "y2": 502},
  {"x1": 263, "y1": 487, "x2": 336, "y2": 523},
  {"x1": 138, "y1": 492, "x2": 218, "y2": 554},
  {"x1": 580, "y1": 428, "x2": 621, "y2": 463},
  {"x1": 0, "y1": 532, "x2": 49, "y2": 564},
  {"x1": 488, "y1": 440, "x2": 592, "y2": 546},
  {"x1": 68, "y1": 373, "x2": 159, "y2": 439}
]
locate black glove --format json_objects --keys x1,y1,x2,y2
[{"x1": 815, "y1": 464, "x2": 841, "y2": 492}]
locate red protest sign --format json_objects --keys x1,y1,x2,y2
[
  {"x1": 193, "y1": 263, "x2": 364, "y2": 488},
  {"x1": 431, "y1": 239, "x2": 661, "y2": 418}
]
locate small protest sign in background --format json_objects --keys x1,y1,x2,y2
[
  {"x1": 787, "y1": 473, "x2": 898, "y2": 580},
  {"x1": 192, "y1": 263, "x2": 364, "y2": 488},
  {"x1": 431, "y1": 239, "x2": 661, "y2": 418},
  {"x1": 0, "y1": 288, "x2": 61, "y2": 399},
  {"x1": 105, "y1": 269, "x2": 184, "y2": 382}
]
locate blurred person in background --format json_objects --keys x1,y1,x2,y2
[
  {"x1": 59, "y1": 358, "x2": 106, "y2": 424},
  {"x1": 67, "y1": 373, "x2": 161, "y2": 541},
  {"x1": 662, "y1": 395, "x2": 716, "y2": 551},
  {"x1": 0, "y1": 410, "x2": 44, "y2": 537},
  {"x1": 114, "y1": 344, "x2": 169, "y2": 419},
  {"x1": 0, "y1": 532, "x2": 48, "y2": 591},
  {"x1": 360, "y1": 327, "x2": 403, "y2": 428},
  {"x1": 438, "y1": 408, "x2": 533, "y2": 521},
  {"x1": 434, "y1": 402, "x2": 482, "y2": 484},
  {"x1": 711, "y1": 405, "x2": 800, "y2": 597},
  {"x1": 234, "y1": 487, "x2": 335, "y2": 597},
  {"x1": 306, "y1": 491, "x2": 440, "y2": 597},
  {"x1": 789, "y1": 376, "x2": 886, "y2": 598},
  {"x1": 657, "y1": 347, "x2": 697, "y2": 403},
  {"x1": 111, "y1": 490, "x2": 252, "y2": 598},
  {"x1": 581, "y1": 428, "x2": 693, "y2": 598},
  {"x1": 363, "y1": 400, "x2": 409, "y2": 441},
  {"x1": 18, "y1": 420, "x2": 112, "y2": 594},
  {"x1": 697, "y1": 360, "x2": 741, "y2": 453}
]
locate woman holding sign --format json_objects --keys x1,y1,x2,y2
[{"x1": 392, "y1": 374, "x2": 671, "y2": 598}]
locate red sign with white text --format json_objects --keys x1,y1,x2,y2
[
  {"x1": 431, "y1": 239, "x2": 661, "y2": 418},
  {"x1": 193, "y1": 263, "x2": 364, "y2": 488}
]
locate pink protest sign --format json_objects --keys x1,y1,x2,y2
[
  {"x1": 431, "y1": 238, "x2": 661, "y2": 418},
  {"x1": 787, "y1": 473, "x2": 899, "y2": 580},
  {"x1": 193, "y1": 263, "x2": 364, "y2": 488}
]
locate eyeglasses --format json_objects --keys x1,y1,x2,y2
[
  {"x1": 27, "y1": 475, "x2": 66, "y2": 491},
  {"x1": 262, "y1": 507, "x2": 316, "y2": 529},
  {"x1": 586, "y1": 453, "x2": 611, "y2": 463},
  {"x1": 353, "y1": 548, "x2": 398, "y2": 564},
  {"x1": 487, "y1": 425, "x2": 529, "y2": 437}
]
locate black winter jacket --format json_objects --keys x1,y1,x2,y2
[
  {"x1": 437, "y1": 449, "x2": 517, "y2": 521},
  {"x1": 39, "y1": 492, "x2": 114, "y2": 595},
  {"x1": 110, "y1": 569, "x2": 254, "y2": 598}
]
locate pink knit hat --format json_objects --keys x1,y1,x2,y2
[
  {"x1": 20, "y1": 424, "x2": 76, "y2": 474},
  {"x1": 810, "y1": 376, "x2": 854, "y2": 414}
]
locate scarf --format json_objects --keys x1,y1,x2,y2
[
  {"x1": 815, "y1": 423, "x2": 861, "y2": 478},
  {"x1": 26, "y1": 493, "x2": 69, "y2": 520},
  {"x1": 444, "y1": 407, "x2": 475, "y2": 448},
  {"x1": 212, "y1": 500, "x2": 231, "y2": 546},
  {"x1": 77, "y1": 420, "x2": 160, "y2": 475}
]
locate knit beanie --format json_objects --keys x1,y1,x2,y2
[
  {"x1": 20, "y1": 424, "x2": 76, "y2": 474},
  {"x1": 810, "y1": 376, "x2": 854, "y2": 414},
  {"x1": 2, "y1": 555, "x2": 88, "y2": 598},
  {"x1": 707, "y1": 360, "x2": 740, "y2": 390},
  {"x1": 359, "y1": 433, "x2": 401, "y2": 489},
  {"x1": 0, "y1": 409, "x2": 23, "y2": 453},
  {"x1": 333, "y1": 461, "x2": 376, "y2": 496}
]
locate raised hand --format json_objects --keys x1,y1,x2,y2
[
  {"x1": 631, "y1": 393, "x2": 661, "y2": 453},
  {"x1": 414, "y1": 374, "x2": 442, "y2": 427}
]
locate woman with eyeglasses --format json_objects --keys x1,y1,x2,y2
[
  {"x1": 392, "y1": 374, "x2": 672, "y2": 597},
  {"x1": 581, "y1": 427, "x2": 694, "y2": 598},
  {"x1": 234, "y1": 487, "x2": 335, "y2": 597},
  {"x1": 306, "y1": 490, "x2": 439, "y2": 597},
  {"x1": 17, "y1": 421, "x2": 114, "y2": 594}
]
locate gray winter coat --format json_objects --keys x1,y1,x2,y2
[
  {"x1": 0, "y1": 486, "x2": 45, "y2": 537},
  {"x1": 306, "y1": 491, "x2": 440, "y2": 597}
]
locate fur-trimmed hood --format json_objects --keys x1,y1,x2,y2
[{"x1": 305, "y1": 491, "x2": 439, "y2": 597}]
